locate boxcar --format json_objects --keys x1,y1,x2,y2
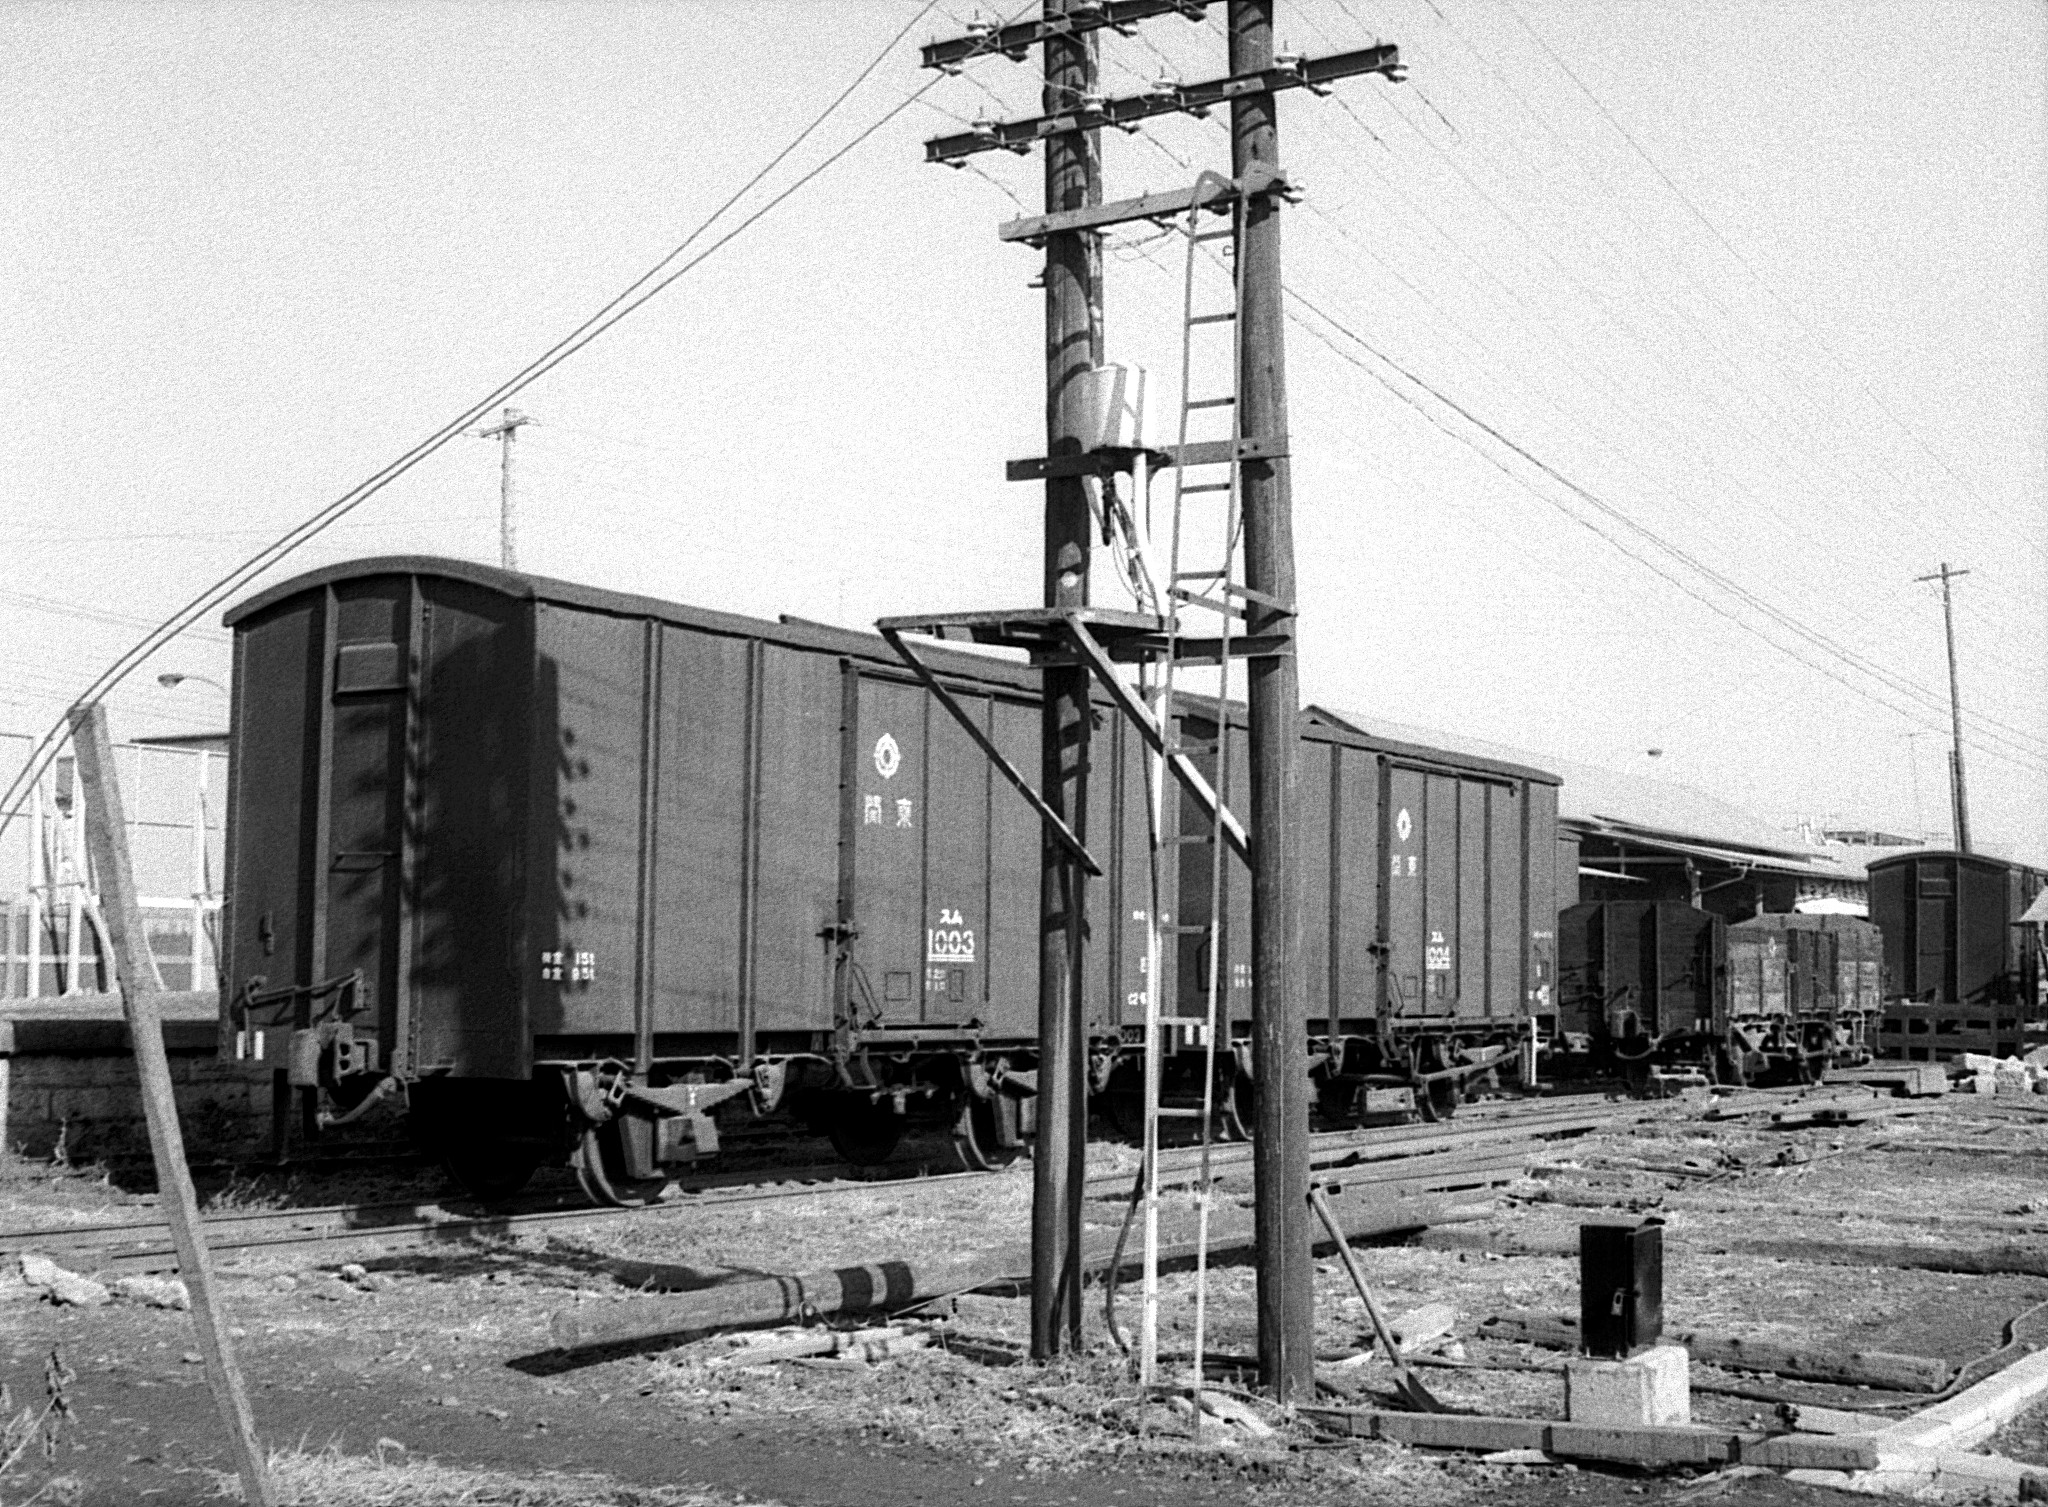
[
  {"x1": 1556, "y1": 902, "x2": 1879, "y2": 1083},
  {"x1": 1132, "y1": 706, "x2": 1565, "y2": 1124},
  {"x1": 1868, "y1": 850, "x2": 2048, "y2": 1061},
  {"x1": 220, "y1": 557, "x2": 1563, "y2": 1199}
]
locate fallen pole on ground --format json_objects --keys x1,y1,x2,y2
[
  {"x1": 1481, "y1": 1310, "x2": 1950, "y2": 1392},
  {"x1": 550, "y1": 1190, "x2": 1486, "y2": 1352}
]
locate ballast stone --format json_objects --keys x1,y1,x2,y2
[{"x1": 1565, "y1": 1344, "x2": 1691, "y2": 1428}]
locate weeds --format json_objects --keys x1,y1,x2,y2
[
  {"x1": 209, "y1": 1441, "x2": 772, "y2": 1505},
  {"x1": 0, "y1": 1346, "x2": 76, "y2": 1506}
]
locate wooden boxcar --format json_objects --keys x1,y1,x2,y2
[
  {"x1": 1868, "y1": 850, "x2": 2047, "y2": 1061},
  {"x1": 220, "y1": 557, "x2": 1564, "y2": 1199}
]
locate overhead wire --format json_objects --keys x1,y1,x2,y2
[
  {"x1": 0, "y1": 0, "x2": 961, "y2": 835},
  {"x1": 1282, "y1": 288, "x2": 2048, "y2": 774},
  {"x1": 1493, "y1": 0, "x2": 2048, "y2": 571}
]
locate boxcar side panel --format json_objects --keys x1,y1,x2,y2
[
  {"x1": 532, "y1": 605, "x2": 647, "y2": 1040},
  {"x1": 1329, "y1": 745, "x2": 1380, "y2": 1023},
  {"x1": 1419, "y1": 772, "x2": 1460, "y2": 1017},
  {"x1": 1384, "y1": 764, "x2": 1427, "y2": 1018},
  {"x1": 749, "y1": 646, "x2": 842, "y2": 1036},
  {"x1": 223, "y1": 595, "x2": 323, "y2": 1045},
  {"x1": 1298, "y1": 737, "x2": 1334, "y2": 1025},
  {"x1": 1456, "y1": 780, "x2": 1488, "y2": 1020},
  {"x1": 410, "y1": 577, "x2": 530, "y2": 1077},
  {"x1": 1960, "y1": 860, "x2": 2008, "y2": 1004},
  {"x1": 322, "y1": 578, "x2": 411, "y2": 1066},
  {"x1": 649, "y1": 626, "x2": 752, "y2": 1037},
  {"x1": 984, "y1": 696, "x2": 1040, "y2": 1041},
  {"x1": 921, "y1": 685, "x2": 989, "y2": 1027},
  {"x1": 847, "y1": 674, "x2": 929, "y2": 1025},
  {"x1": 1487, "y1": 783, "x2": 1524, "y2": 1024}
]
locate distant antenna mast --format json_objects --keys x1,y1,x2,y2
[
  {"x1": 1915, "y1": 562, "x2": 1971, "y2": 852},
  {"x1": 477, "y1": 407, "x2": 534, "y2": 571}
]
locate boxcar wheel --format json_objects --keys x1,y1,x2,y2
[
  {"x1": 826, "y1": 1105, "x2": 903, "y2": 1168},
  {"x1": 575, "y1": 1126, "x2": 667, "y2": 1208},
  {"x1": 1415, "y1": 1077, "x2": 1460, "y2": 1123},
  {"x1": 442, "y1": 1145, "x2": 540, "y2": 1202},
  {"x1": 953, "y1": 1095, "x2": 1022, "y2": 1172}
]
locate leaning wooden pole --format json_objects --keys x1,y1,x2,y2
[
  {"x1": 1229, "y1": 0, "x2": 1316, "y2": 1400},
  {"x1": 1031, "y1": 0, "x2": 1103, "y2": 1362},
  {"x1": 69, "y1": 704, "x2": 273, "y2": 1507}
]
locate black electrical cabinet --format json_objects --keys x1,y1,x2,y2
[{"x1": 1580, "y1": 1219, "x2": 1664, "y2": 1358}]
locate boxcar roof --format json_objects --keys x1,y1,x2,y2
[
  {"x1": 224, "y1": 554, "x2": 1043, "y2": 691},
  {"x1": 226, "y1": 557, "x2": 1560, "y2": 787},
  {"x1": 1866, "y1": 848, "x2": 2048, "y2": 883}
]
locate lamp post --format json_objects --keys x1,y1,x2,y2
[{"x1": 157, "y1": 673, "x2": 227, "y2": 696}]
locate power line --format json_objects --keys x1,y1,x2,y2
[
  {"x1": 0, "y1": 1, "x2": 953, "y2": 837},
  {"x1": 1283, "y1": 289, "x2": 2048, "y2": 774}
]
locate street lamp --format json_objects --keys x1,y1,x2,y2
[{"x1": 157, "y1": 673, "x2": 227, "y2": 696}]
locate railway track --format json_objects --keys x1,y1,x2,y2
[{"x1": 3, "y1": 1091, "x2": 1640, "y2": 1276}]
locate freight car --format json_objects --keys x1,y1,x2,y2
[
  {"x1": 218, "y1": 557, "x2": 1564, "y2": 1202},
  {"x1": 1554, "y1": 902, "x2": 1882, "y2": 1084},
  {"x1": 1867, "y1": 850, "x2": 2047, "y2": 1061},
  {"x1": 1107, "y1": 704, "x2": 1568, "y2": 1128}
]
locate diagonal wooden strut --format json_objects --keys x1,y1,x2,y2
[
  {"x1": 1057, "y1": 614, "x2": 1250, "y2": 864},
  {"x1": 879, "y1": 626, "x2": 1104, "y2": 878}
]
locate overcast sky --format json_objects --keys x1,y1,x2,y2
[{"x1": 3, "y1": 0, "x2": 2043, "y2": 861}]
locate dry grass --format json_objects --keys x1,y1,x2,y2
[{"x1": 210, "y1": 1443, "x2": 779, "y2": 1507}]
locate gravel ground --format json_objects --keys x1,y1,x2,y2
[{"x1": 1, "y1": 1089, "x2": 2044, "y2": 1505}]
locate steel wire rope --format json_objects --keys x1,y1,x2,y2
[
  {"x1": 1495, "y1": 0, "x2": 2048, "y2": 572},
  {"x1": 1310, "y1": 4, "x2": 1943, "y2": 566},
  {"x1": 1145, "y1": 188, "x2": 2048, "y2": 766},
  {"x1": 1358, "y1": 0, "x2": 1978, "y2": 567},
  {"x1": 1316, "y1": 70, "x2": 1934, "y2": 588},
  {"x1": 1281, "y1": 291, "x2": 2048, "y2": 775},
  {"x1": 1283, "y1": 282, "x2": 2048, "y2": 768},
  {"x1": 1277, "y1": 207, "x2": 2030, "y2": 728},
  {"x1": 0, "y1": 0, "x2": 966, "y2": 840},
  {"x1": 1267, "y1": 132, "x2": 2048, "y2": 754},
  {"x1": 1150, "y1": 183, "x2": 1867, "y2": 736}
]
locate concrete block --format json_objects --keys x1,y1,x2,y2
[{"x1": 1566, "y1": 1344, "x2": 1691, "y2": 1427}]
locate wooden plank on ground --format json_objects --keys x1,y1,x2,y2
[
  {"x1": 71, "y1": 705, "x2": 273, "y2": 1507},
  {"x1": 1304, "y1": 1408, "x2": 1879, "y2": 1470},
  {"x1": 1480, "y1": 1311, "x2": 1948, "y2": 1392}
]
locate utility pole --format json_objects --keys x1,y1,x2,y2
[
  {"x1": 1915, "y1": 563, "x2": 1972, "y2": 853},
  {"x1": 900, "y1": 0, "x2": 1403, "y2": 1398},
  {"x1": 1033, "y1": 0, "x2": 1101, "y2": 1363},
  {"x1": 1229, "y1": 0, "x2": 1313, "y2": 1402},
  {"x1": 477, "y1": 407, "x2": 533, "y2": 571}
]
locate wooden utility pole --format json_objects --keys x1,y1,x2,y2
[
  {"x1": 478, "y1": 407, "x2": 532, "y2": 571},
  {"x1": 1915, "y1": 563, "x2": 1972, "y2": 853},
  {"x1": 68, "y1": 704, "x2": 272, "y2": 1507},
  {"x1": 1033, "y1": 0, "x2": 1102, "y2": 1362},
  {"x1": 1228, "y1": 0, "x2": 1314, "y2": 1400},
  {"x1": 907, "y1": 0, "x2": 1402, "y2": 1394}
]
